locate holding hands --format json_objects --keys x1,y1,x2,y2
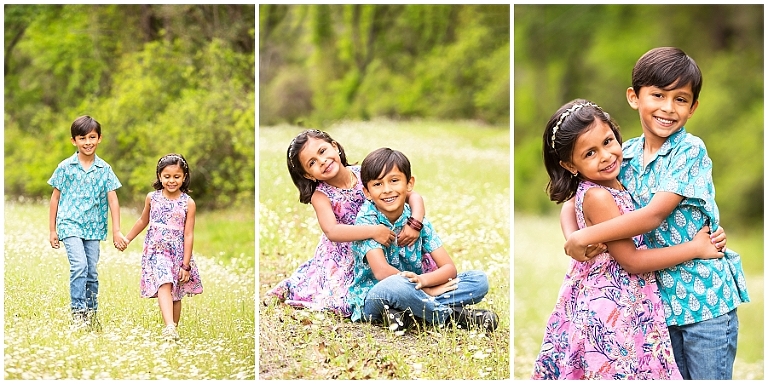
[{"x1": 113, "y1": 232, "x2": 129, "y2": 251}]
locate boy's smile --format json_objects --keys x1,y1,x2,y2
[
  {"x1": 626, "y1": 82, "x2": 699, "y2": 152},
  {"x1": 71, "y1": 130, "x2": 102, "y2": 157},
  {"x1": 363, "y1": 165, "x2": 414, "y2": 223}
]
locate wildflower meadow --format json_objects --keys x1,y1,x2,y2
[
  {"x1": 4, "y1": 200, "x2": 255, "y2": 379},
  {"x1": 259, "y1": 120, "x2": 511, "y2": 379}
]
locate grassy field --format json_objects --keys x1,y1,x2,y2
[
  {"x1": 513, "y1": 213, "x2": 764, "y2": 379},
  {"x1": 3, "y1": 200, "x2": 255, "y2": 379},
  {"x1": 259, "y1": 120, "x2": 511, "y2": 379}
]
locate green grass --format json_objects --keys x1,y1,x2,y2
[
  {"x1": 259, "y1": 119, "x2": 511, "y2": 379},
  {"x1": 4, "y1": 200, "x2": 255, "y2": 379},
  {"x1": 513, "y1": 213, "x2": 764, "y2": 380}
]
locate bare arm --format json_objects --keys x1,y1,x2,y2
[
  {"x1": 311, "y1": 191, "x2": 394, "y2": 245},
  {"x1": 107, "y1": 190, "x2": 126, "y2": 248},
  {"x1": 49, "y1": 188, "x2": 61, "y2": 248},
  {"x1": 564, "y1": 191, "x2": 683, "y2": 258},
  {"x1": 560, "y1": 198, "x2": 578, "y2": 239},
  {"x1": 582, "y1": 188, "x2": 722, "y2": 274},
  {"x1": 179, "y1": 198, "x2": 196, "y2": 283},
  {"x1": 409, "y1": 246, "x2": 457, "y2": 288},
  {"x1": 366, "y1": 248, "x2": 402, "y2": 281},
  {"x1": 397, "y1": 191, "x2": 425, "y2": 246},
  {"x1": 125, "y1": 193, "x2": 152, "y2": 244}
]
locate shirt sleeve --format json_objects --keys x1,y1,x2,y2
[
  {"x1": 47, "y1": 164, "x2": 65, "y2": 190},
  {"x1": 655, "y1": 136, "x2": 714, "y2": 202},
  {"x1": 419, "y1": 218, "x2": 443, "y2": 254},
  {"x1": 352, "y1": 202, "x2": 384, "y2": 265},
  {"x1": 104, "y1": 166, "x2": 122, "y2": 192}
]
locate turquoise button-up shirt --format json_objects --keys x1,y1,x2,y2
[
  {"x1": 620, "y1": 128, "x2": 749, "y2": 326},
  {"x1": 48, "y1": 152, "x2": 122, "y2": 241},
  {"x1": 348, "y1": 201, "x2": 443, "y2": 322}
]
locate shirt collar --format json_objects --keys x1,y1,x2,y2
[
  {"x1": 623, "y1": 127, "x2": 688, "y2": 160},
  {"x1": 67, "y1": 151, "x2": 106, "y2": 168}
]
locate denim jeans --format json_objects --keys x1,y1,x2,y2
[
  {"x1": 62, "y1": 237, "x2": 101, "y2": 312},
  {"x1": 362, "y1": 270, "x2": 489, "y2": 325},
  {"x1": 667, "y1": 309, "x2": 739, "y2": 380}
]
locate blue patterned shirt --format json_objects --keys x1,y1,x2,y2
[
  {"x1": 348, "y1": 201, "x2": 443, "y2": 321},
  {"x1": 620, "y1": 127, "x2": 749, "y2": 326},
  {"x1": 48, "y1": 152, "x2": 122, "y2": 240}
]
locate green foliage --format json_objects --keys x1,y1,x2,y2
[
  {"x1": 259, "y1": 5, "x2": 510, "y2": 127},
  {"x1": 514, "y1": 4, "x2": 763, "y2": 230},
  {"x1": 5, "y1": 5, "x2": 255, "y2": 209}
]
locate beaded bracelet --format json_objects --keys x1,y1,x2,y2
[{"x1": 406, "y1": 217, "x2": 423, "y2": 231}]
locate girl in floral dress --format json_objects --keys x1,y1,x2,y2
[
  {"x1": 533, "y1": 100, "x2": 723, "y2": 379},
  {"x1": 124, "y1": 153, "x2": 202, "y2": 340},
  {"x1": 266, "y1": 130, "x2": 434, "y2": 317}
]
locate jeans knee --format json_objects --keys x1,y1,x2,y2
[{"x1": 463, "y1": 270, "x2": 489, "y2": 295}]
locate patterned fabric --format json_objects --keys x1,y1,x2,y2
[
  {"x1": 348, "y1": 201, "x2": 443, "y2": 322},
  {"x1": 140, "y1": 191, "x2": 203, "y2": 301},
  {"x1": 266, "y1": 165, "x2": 366, "y2": 317},
  {"x1": 48, "y1": 152, "x2": 121, "y2": 240},
  {"x1": 532, "y1": 181, "x2": 681, "y2": 380},
  {"x1": 620, "y1": 127, "x2": 749, "y2": 326}
]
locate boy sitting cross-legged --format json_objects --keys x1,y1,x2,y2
[{"x1": 348, "y1": 147, "x2": 498, "y2": 333}]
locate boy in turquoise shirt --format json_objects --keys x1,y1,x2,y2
[
  {"x1": 49, "y1": 115, "x2": 127, "y2": 331},
  {"x1": 348, "y1": 147, "x2": 498, "y2": 333},
  {"x1": 562, "y1": 47, "x2": 749, "y2": 379}
]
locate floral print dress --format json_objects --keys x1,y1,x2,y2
[
  {"x1": 531, "y1": 181, "x2": 681, "y2": 380},
  {"x1": 141, "y1": 191, "x2": 203, "y2": 301},
  {"x1": 266, "y1": 166, "x2": 366, "y2": 317}
]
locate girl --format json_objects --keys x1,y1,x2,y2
[
  {"x1": 265, "y1": 129, "x2": 437, "y2": 317},
  {"x1": 532, "y1": 100, "x2": 723, "y2": 379},
  {"x1": 123, "y1": 153, "x2": 203, "y2": 341}
]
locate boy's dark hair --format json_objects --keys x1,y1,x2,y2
[
  {"x1": 71, "y1": 115, "x2": 102, "y2": 138},
  {"x1": 543, "y1": 99, "x2": 622, "y2": 204},
  {"x1": 360, "y1": 147, "x2": 412, "y2": 187},
  {"x1": 632, "y1": 47, "x2": 703, "y2": 105},
  {"x1": 153, "y1": 153, "x2": 192, "y2": 194},
  {"x1": 286, "y1": 129, "x2": 351, "y2": 204}
]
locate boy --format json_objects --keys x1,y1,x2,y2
[
  {"x1": 49, "y1": 115, "x2": 127, "y2": 331},
  {"x1": 348, "y1": 147, "x2": 498, "y2": 333},
  {"x1": 562, "y1": 47, "x2": 749, "y2": 379}
]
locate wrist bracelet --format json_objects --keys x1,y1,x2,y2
[
  {"x1": 406, "y1": 217, "x2": 423, "y2": 231},
  {"x1": 181, "y1": 263, "x2": 191, "y2": 271}
]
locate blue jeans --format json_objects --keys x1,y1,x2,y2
[
  {"x1": 362, "y1": 270, "x2": 489, "y2": 325},
  {"x1": 667, "y1": 309, "x2": 739, "y2": 380},
  {"x1": 62, "y1": 237, "x2": 101, "y2": 312}
]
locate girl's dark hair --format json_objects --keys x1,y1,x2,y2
[
  {"x1": 543, "y1": 99, "x2": 622, "y2": 203},
  {"x1": 153, "y1": 153, "x2": 192, "y2": 194},
  {"x1": 71, "y1": 115, "x2": 101, "y2": 138},
  {"x1": 286, "y1": 129, "x2": 350, "y2": 204},
  {"x1": 360, "y1": 147, "x2": 411, "y2": 187},
  {"x1": 632, "y1": 47, "x2": 703, "y2": 105}
]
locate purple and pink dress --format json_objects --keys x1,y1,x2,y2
[
  {"x1": 140, "y1": 190, "x2": 203, "y2": 301},
  {"x1": 531, "y1": 180, "x2": 681, "y2": 380}
]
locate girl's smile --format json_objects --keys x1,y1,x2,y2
[{"x1": 560, "y1": 119, "x2": 623, "y2": 190}]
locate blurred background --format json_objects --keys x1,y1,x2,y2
[
  {"x1": 259, "y1": 4, "x2": 510, "y2": 128},
  {"x1": 513, "y1": 4, "x2": 763, "y2": 379},
  {"x1": 5, "y1": 4, "x2": 255, "y2": 211}
]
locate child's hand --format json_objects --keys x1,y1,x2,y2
[
  {"x1": 50, "y1": 232, "x2": 60, "y2": 249},
  {"x1": 397, "y1": 225, "x2": 419, "y2": 247},
  {"x1": 584, "y1": 243, "x2": 607, "y2": 259},
  {"x1": 179, "y1": 269, "x2": 191, "y2": 283},
  {"x1": 710, "y1": 225, "x2": 727, "y2": 252},
  {"x1": 563, "y1": 232, "x2": 589, "y2": 262},
  {"x1": 693, "y1": 226, "x2": 724, "y2": 260},
  {"x1": 399, "y1": 271, "x2": 425, "y2": 289},
  {"x1": 422, "y1": 278, "x2": 460, "y2": 297},
  {"x1": 113, "y1": 232, "x2": 128, "y2": 251},
  {"x1": 373, "y1": 225, "x2": 396, "y2": 247}
]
